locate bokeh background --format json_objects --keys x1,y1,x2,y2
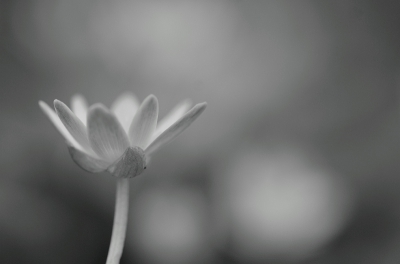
[{"x1": 1, "y1": 0, "x2": 400, "y2": 263}]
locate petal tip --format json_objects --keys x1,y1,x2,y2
[
  {"x1": 38, "y1": 100, "x2": 52, "y2": 114},
  {"x1": 146, "y1": 94, "x2": 158, "y2": 104},
  {"x1": 88, "y1": 103, "x2": 109, "y2": 114},
  {"x1": 148, "y1": 95, "x2": 159, "y2": 111},
  {"x1": 194, "y1": 102, "x2": 207, "y2": 113},
  {"x1": 38, "y1": 100, "x2": 46, "y2": 108},
  {"x1": 71, "y1": 94, "x2": 87, "y2": 106},
  {"x1": 53, "y1": 99, "x2": 64, "y2": 110},
  {"x1": 112, "y1": 91, "x2": 139, "y2": 105},
  {"x1": 198, "y1": 102, "x2": 207, "y2": 108},
  {"x1": 88, "y1": 103, "x2": 117, "y2": 120},
  {"x1": 144, "y1": 100, "x2": 207, "y2": 156},
  {"x1": 71, "y1": 93, "x2": 84, "y2": 99},
  {"x1": 128, "y1": 94, "x2": 159, "y2": 148}
]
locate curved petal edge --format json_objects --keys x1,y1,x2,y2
[
  {"x1": 87, "y1": 104, "x2": 130, "y2": 162},
  {"x1": 54, "y1": 99, "x2": 92, "y2": 151},
  {"x1": 128, "y1": 94, "x2": 159, "y2": 149},
  {"x1": 145, "y1": 102, "x2": 207, "y2": 156},
  {"x1": 68, "y1": 145, "x2": 110, "y2": 173},
  {"x1": 39, "y1": 101, "x2": 82, "y2": 150}
]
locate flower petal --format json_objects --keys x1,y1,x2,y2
[
  {"x1": 128, "y1": 94, "x2": 159, "y2": 149},
  {"x1": 107, "y1": 146, "x2": 146, "y2": 178},
  {"x1": 87, "y1": 104, "x2": 130, "y2": 162},
  {"x1": 110, "y1": 92, "x2": 139, "y2": 132},
  {"x1": 54, "y1": 100, "x2": 92, "y2": 151},
  {"x1": 68, "y1": 144, "x2": 111, "y2": 173},
  {"x1": 153, "y1": 99, "x2": 192, "y2": 140},
  {"x1": 71, "y1": 94, "x2": 88, "y2": 125},
  {"x1": 145, "y1": 102, "x2": 207, "y2": 156},
  {"x1": 39, "y1": 101, "x2": 82, "y2": 150}
]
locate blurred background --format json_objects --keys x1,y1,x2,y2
[{"x1": 1, "y1": 0, "x2": 400, "y2": 263}]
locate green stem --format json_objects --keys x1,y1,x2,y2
[{"x1": 106, "y1": 178, "x2": 130, "y2": 264}]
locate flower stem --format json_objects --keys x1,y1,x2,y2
[{"x1": 106, "y1": 178, "x2": 130, "y2": 264}]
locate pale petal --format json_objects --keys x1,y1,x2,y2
[
  {"x1": 111, "y1": 92, "x2": 140, "y2": 132},
  {"x1": 68, "y1": 144, "x2": 111, "y2": 173},
  {"x1": 145, "y1": 102, "x2": 207, "y2": 156},
  {"x1": 87, "y1": 104, "x2": 130, "y2": 162},
  {"x1": 39, "y1": 101, "x2": 82, "y2": 150},
  {"x1": 128, "y1": 95, "x2": 159, "y2": 149},
  {"x1": 54, "y1": 100, "x2": 92, "y2": 151},
  {"x1": 107, "y1": 147, "x2": 146, "y2": 178},
  {"x1": 153, "y1": 99, "x2": 192, "y2": 140},
  {"x1": 71, "y1": 94, "x2": 88, "y2": 125}
]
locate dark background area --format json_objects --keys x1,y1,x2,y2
[{"x1": 1, "y1": 1, "x2": 400, "y2": 263}]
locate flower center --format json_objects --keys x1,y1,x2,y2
[{"x1": 108, "y1": 146, "x2": 147, "y2": 178}]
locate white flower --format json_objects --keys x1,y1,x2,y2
[{"x1": 39, "y1": 92, "x2": 207, "y2": 178}]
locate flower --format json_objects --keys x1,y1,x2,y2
[{"x1": 39, "y1": 92, "x2": 207, "y2": 178}]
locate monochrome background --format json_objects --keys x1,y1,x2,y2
[{"x1": 1, "y1": 1, "x2": 400, "y2": 263}]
